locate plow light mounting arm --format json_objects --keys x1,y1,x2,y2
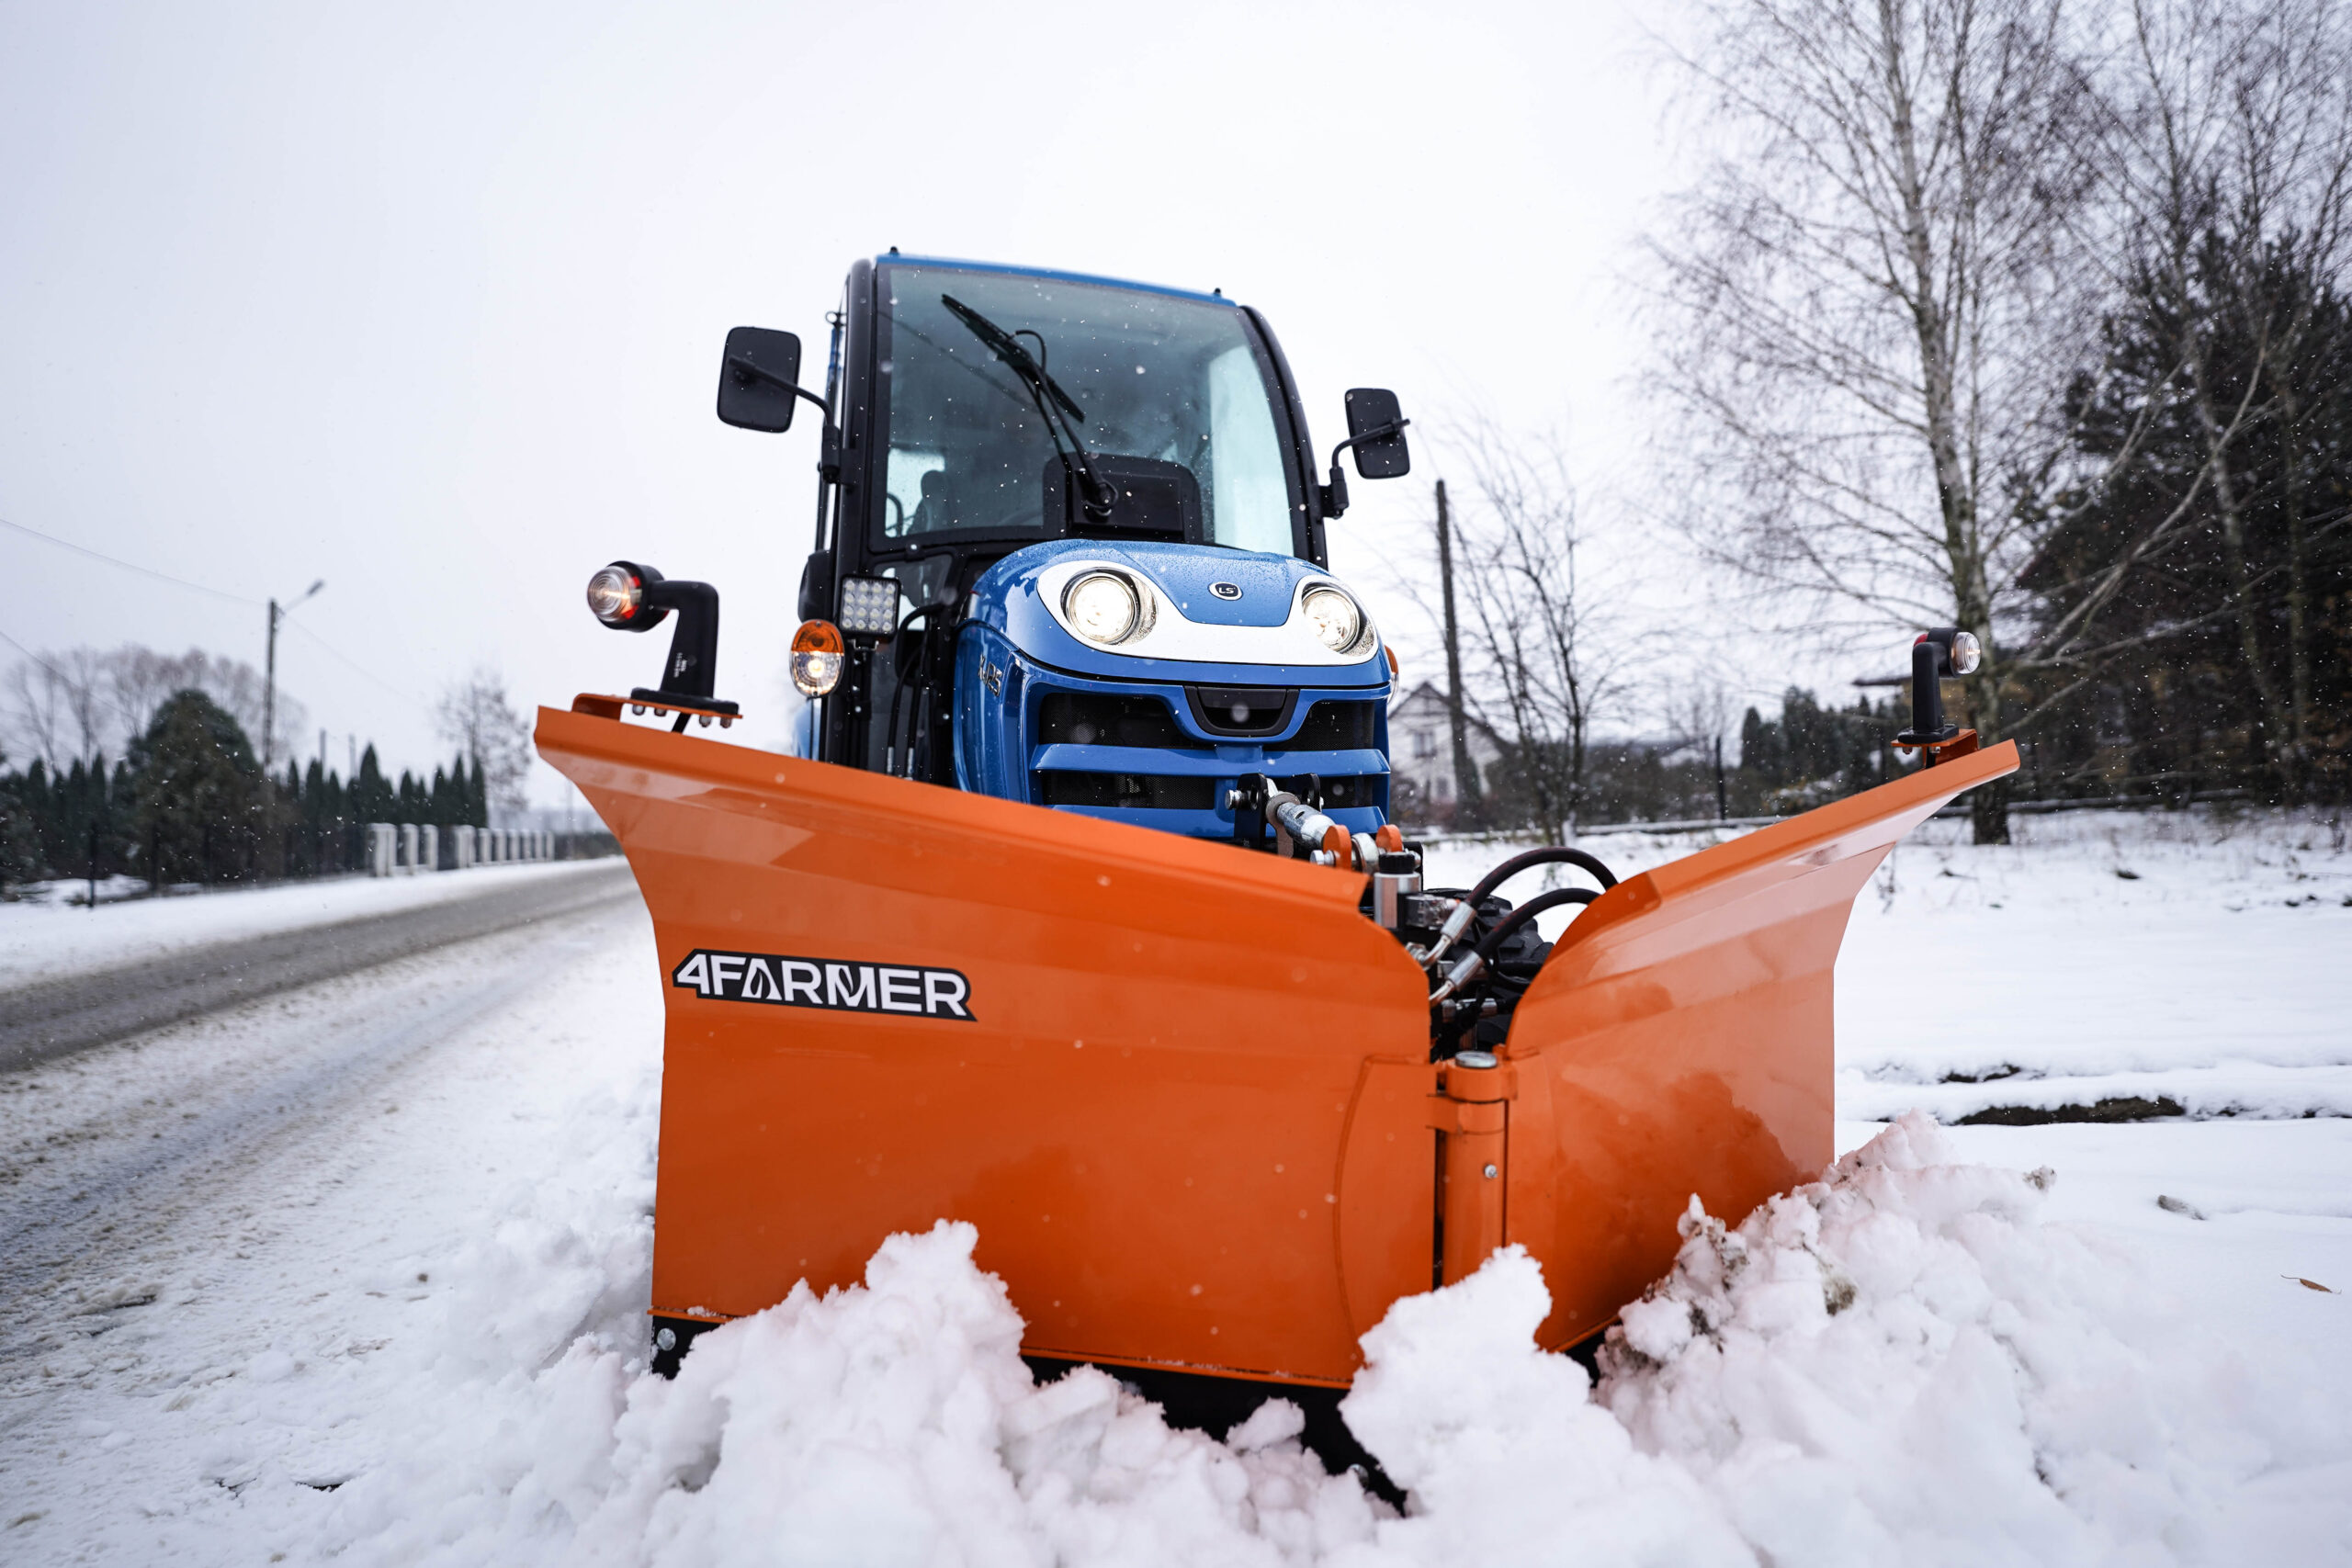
[
  {"x1": 1894, "y1": 626, "x2": 1982, "y2": 764},
  {"x1": 585, "y1": 560, "x2": 739, "y2": 728}
]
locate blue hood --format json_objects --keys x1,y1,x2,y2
[{"x1": 967, "y1": 539, "x2": 1388, "y2": 688}]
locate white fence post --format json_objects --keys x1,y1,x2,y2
[
  {"x1": 454, "y1": 828, "x2": 473, "y2": 871},
  {"x1": 397, "y1": 823, "x2": 418, "y2": 874},
  {"x1": 418, "y1": 824, "x2": 438, "y2": 873},
  {"x1": 368, "y1": 823, "x2": 396, "y2": 877}
]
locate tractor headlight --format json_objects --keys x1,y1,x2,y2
[
  {"x1": 587, "y1": 564, "x2": 642, "y2": 626},
  {"x1": 1949, "y1": 630, "x2": 1983, "y2": 675},
  {"x1": 1302, "y1": 586, "x2": 1363, "y2": 652},
  {"x1": 791, "y1": 620, "x2": 844, "y2": 696},
  {"x1": 1065, "y1": 571, "x2": 1142, "y2": 645}
]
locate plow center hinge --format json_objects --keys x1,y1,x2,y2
[
  {"x1": 1427, "y1": 1097, "x2": 1507, "y2": 1134},
  {"x1": 1430, "y1": 1057, "x2": 1514, "y2": 1286},
  {"x1": 1437, "y1": 1059, "x2": 1518, "y2": 1103}
]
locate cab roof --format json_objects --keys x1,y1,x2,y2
[{"x1": 875, "y1": 253, "x2": 1232, "y2": 308}]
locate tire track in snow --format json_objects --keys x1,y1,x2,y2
[{"x1": 0, "y1": 890, "x2": 644, "y2": 1369}]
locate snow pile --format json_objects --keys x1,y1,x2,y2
[
  {"x1": 1598, "y1": 1112, "x2": 2350, "y2": 1563},
  {"x1": 330, "y1": 1220, "x2": 1383, "y2": 1566},
  {"x1": 312, "y1": 1114, "x2": 2346, "y2": 1566},
  {"x1": 1337, "y1": 1253, "x2": 1751, "y2": 1566}
]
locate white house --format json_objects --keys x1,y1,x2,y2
[{"x1": 1386, "y1": 682, "x2": 1504, "y2": 824}]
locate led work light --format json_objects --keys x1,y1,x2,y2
[{"x1": 837, "y1": 575, "x2": 903, "y2": 638}]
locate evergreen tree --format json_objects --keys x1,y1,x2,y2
[
  {"x1": 353, "y1": 745, "x2": 392, "y2": 823},
  {"x1": 128, "y1": 690, "x2": 266, "y2": 885}
]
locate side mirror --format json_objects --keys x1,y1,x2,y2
[
  {"x1": 717, "y1": 326, "x2": 804, "y2": 432},
  {"x1": 1318, "y1": 389, "x2": 1412, "y2": 520},
  {"x1": 1343, "y1": 389, "x2": 1411, "y2": 479}
]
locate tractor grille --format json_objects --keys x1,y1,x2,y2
[
  {"x1": 1184, "y1": 685, "x2": 1297, "y2": 738},
  {"x1": 1287, "y1": 775, "x2": 1380, "y2": 810},
  {"x1": 1036, "y1": 772, "x2": 1219, "y2": 810},
  {"x1": 1037, "y1": 692, "x2": 1186, "y2": 750},
  {"x1": 1290, "y1": 700, "x2": 1377, "y2": 750}
]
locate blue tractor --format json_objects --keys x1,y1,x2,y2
[{"x1": 591, "y1": 254, "x2": 1413, "y2": 858}]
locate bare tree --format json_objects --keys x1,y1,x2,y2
[
  {"x1": 3, "y1": 656, "x2": 73, "y2": 766},
  {"x1": 436, "y1": 669, "x2": 534, "y2": 813},
  {"x1": 1446, "y1": 422, "x2": 1634, "y2": 844},
  {"x1": 1659, "y1": 672, "x2": 1743, "y2": 819},
  {"x1": 1649, "y1": 0, "x2": 2115, "y2": 841},
  {"x1": 4, "y1": 643, "x2": 308, "y2": 771}
]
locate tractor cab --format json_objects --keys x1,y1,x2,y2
[{"x1": 710, "y1": 254, "x2": 1413, "y2": 847}]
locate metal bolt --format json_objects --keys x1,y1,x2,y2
[
  {"x1": 655, "y1": 1326, "x2": 677, "y2": 1352},
  {"x1": 1482, "y1": 1163, "x2": 1498, "y2": 1179}
]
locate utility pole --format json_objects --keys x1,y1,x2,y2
[
  {"x1": 262, "y1": 579, "x2": 325, "y2": 771},
  {"x1": 1435, "y1": 480, "x2": 1479, "y2": 825}
]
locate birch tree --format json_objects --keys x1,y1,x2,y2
[{"x1": 1651, "y1": 0, "x2": 2106, "y2": 841}]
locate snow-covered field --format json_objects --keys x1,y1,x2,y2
[{"x1": 2, "y1": 808, "x2": 2346, "y2": 1562}]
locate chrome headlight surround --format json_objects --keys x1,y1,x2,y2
[
  {"x1": 1299, "y1": 582, "x2": 1376, "y2": 657},
  {"x1": 1060, "y1": 569, "x2": 1157, "y2": 648}
]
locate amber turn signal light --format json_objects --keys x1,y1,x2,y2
[{"x1": 791, "y1": 620, "x2": 845, "y2": 697}]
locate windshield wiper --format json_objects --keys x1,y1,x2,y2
[{"x1": 940, "y1": 295, "x2": 1115, "y2": 523}]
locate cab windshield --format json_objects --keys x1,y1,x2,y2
[{"x1": 873, "y1": 265, "x2": 1301, "y2": 555}]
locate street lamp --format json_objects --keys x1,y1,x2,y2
[{"x1": 264, "y1": 579, "x2": 325, "y2": 772}]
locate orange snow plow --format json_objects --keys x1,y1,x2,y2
[{"x1": 537, "y1": 699, "x2": 2016, "y2": 1402}]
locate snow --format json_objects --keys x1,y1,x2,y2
[
  {"x1": 0, "y1": 858, "x2": 617, "y2": 989},
  {"x1": 1429, "y1": 806, "x2": 2352, "y2": 1122},
  {"x1": 3, "y1": 807, "x2": 2348, "y2": 1562}
]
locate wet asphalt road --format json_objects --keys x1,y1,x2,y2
[{"x1": 0, "y1": 863, "x2": 639, "y2": 1075}]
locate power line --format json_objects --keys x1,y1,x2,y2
[
  {"x1": 0, "y1": 514, "x2": 260, "y2": 606},
  {"x1": 282, "y1": 618, "x2": 432, "y2": 715},
  {"x1": 0, "y1": 511, "x2": 431, "y2": 718}
]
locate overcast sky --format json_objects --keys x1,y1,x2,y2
[{"x1": 0, "y1": 0, "x2": 1688, "y2": 801}]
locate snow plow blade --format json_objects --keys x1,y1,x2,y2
[{"x1": 537, "y1": 699, "x2": 2015, "y2": 1385}]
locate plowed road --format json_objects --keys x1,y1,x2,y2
[
  {"x1": 0, "y1": 863, "x2": 638, "y2": 1073},
  {"x1": 0, "y1": 865, "x2": 647, "y2": 1366}
]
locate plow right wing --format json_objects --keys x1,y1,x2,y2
[{"x1": 1497, "y1": 741, "x2": 2018, "y2": 1350}]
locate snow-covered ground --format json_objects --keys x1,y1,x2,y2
[
  {"x1": 0, "y1": 859, "x2": 616, "y2": 990},
  {"x1": 1, "y1": 807, "x2": 2346, "y2": 1562}
]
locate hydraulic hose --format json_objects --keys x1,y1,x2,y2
[
  {"x1": 1468, "y1": 846, "x2": 1618, "y2": 906},
  {"x1": 1472, "y1": 886, "x2": 1598, "y2": 965},
  {"x1": 1428, "y1": 886, "x2": 1598, "y2": 1006},
  {"x1": 1423, "y1": 846, "x2": 1620, "y2": 969}
]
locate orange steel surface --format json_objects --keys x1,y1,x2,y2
[{"x1": 536, "y1": 702, "x2": 2015, "y2": 1386}]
